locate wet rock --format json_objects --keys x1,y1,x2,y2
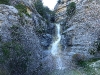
[{"x1": 41, "y1": 34, "x2": 52, "y2": 49}]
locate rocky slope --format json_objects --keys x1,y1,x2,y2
[
  {"x1": 1, "y1": 0, "x2": 100, "y2": 75},
  {"x1": 53, "y1": 0, "x2": 100, "y2": 74},
  {"x1": 0, "y1": 0, "x2": 55, "y2": 75},
  {"x1": 55, "y1": 0, "x2": 100, "y2": 59}
]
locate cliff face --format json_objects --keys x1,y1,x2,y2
[
  {"x1": 54, "y1": 0, "x2": 67, "y2": 22},
  {"x1": 53, "y1": 1, "x2": 100, "y2": 74},
  {"x1": 55, "y1": 0, "x2": 100, "y2": 58},
  {"x1": 0, "y1": 0, "x2": 54, "y2": 75},
  {"x1": 55, "y1": 0, "x2": 79, "y2": 22},
  {"x1": 1, "y1": 0, "x2": 100, "y2": 74}
]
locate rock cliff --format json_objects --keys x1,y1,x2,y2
[
  {"x1": 1, "y1": 0, "x2": 100, "y2": 74},
  {"x1": 53, "y1": 0, "x2": 100, "y2": 74},
  {"x1": 55, "y1": 0, "x2": 100, "y2": 58},
  {"x1": 0, "y1": 0, "x2": 54, "y2": 75}
]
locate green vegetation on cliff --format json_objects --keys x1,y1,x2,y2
[
  {"x1": 0, "y1": 25, "x2": 30, "y2": 75},
  {"x1": 35, "y1": 0, "x2": 55, "y2": 23},
  {"x1": 15, "y1": 3, "x2": 31, "y2": 17},
  {"x1": 0, "y1": 0, "x2": 9, "y2": 5},
  {"x1": 66, "y1": 2, "x2": 76, "y2": 17}
]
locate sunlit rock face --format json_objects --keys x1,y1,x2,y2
[
  {"x1": 54, "y1": 0, "x2": 79, "y2": 22},
  {"x1": 65, "y1": 0, "x2": 100, "y2": 57},
  {"x1": 55, "y1": 0, "x2": 100, "y2": 59},
  {"x1": 54, "y1": 0, "x2": 95, "y2": 22},
  {"x1": 54, "y1": 0, "x2": 67, "y2": 22}
]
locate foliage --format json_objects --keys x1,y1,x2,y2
[
  {"x1": 35, "y1": 26, "x2": 45, "y2": 34},
  {"x1": 66, "y1": 2, "x2": 76, "y2": 17},
  {"x1": 10, "y1": 25, "x2": 20, "y2": 41},
  {"x1": 89, "y1": 41, "x2": 100, "y2": 55},
  {"x1": 15, "y1": 3, "x2": 30, "y2": 17},
  {"x1": 72, "y1": 54, "x2": 97, "y2": 75},
  {"x1": 57, "y1": 0, "x2": 61, "y2": 4},
  {"x1": 88, "y1": 49, "x2": 96, "y2": 55},
  {"x1": 96, "y1": 42, "x2": 100, "y2": 52},
  {"x1": 35, "y1": 0, "x2": 45, "y2": 18},
  {"x1": 0, "y1": 36, "x2": 2, "y2": 42},
  {"x1": 72, "y1": 54, "x2": 100, "y2": 75},
  {"x1": 0, "y1": 25, "x2": 30, "y2": 75},
  {"x1": 0, "y1": 41, "x2": 29, "y2": 75},
  {"x1": 72, "y1": 53, "x2": 85, "y2": 66},
  {"x1": 34, "y1": 0, "x2": 55, "y2": 23},
  {"x1": 0, "y1": 0, "x2": 9, "y2": 5},
  {"x1": 50, "y1": 11, "x2": 55, "y2": 23},
  {"x1": 82, "y1": 58, "x2": 100, "y2": 75}
]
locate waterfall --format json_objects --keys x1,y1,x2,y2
[{"x1": 50, "y1": 23, "x2": 65, "y2": 70}]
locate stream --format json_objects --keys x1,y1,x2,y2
[{"x1": 50, "y1": 23, "x2": 65, "y2": 70}]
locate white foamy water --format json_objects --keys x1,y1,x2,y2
[{"x1": 50, "y1": 23, "x2": 65, "y2": 70}]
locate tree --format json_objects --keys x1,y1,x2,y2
[
  {"x1": 35, "y1": 0, "x2": 45, "y2": 18},
  {"x1": 66, "y1": 2, "x2": 76, "y2": 17}
]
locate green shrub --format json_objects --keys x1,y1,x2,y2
[
  {"x1": 0, "y1": 41, "x2": 30, "y2": 75},
  {"x1": 0, "y1": 68, "x2": 9, "y2": 75},
  {"x1": 10, "y1": 25, "x2": 21, "y2": 41},
  {"x1": 15, "y1": 3, "x2": 30, "y2": 17},
  {"x1": 72, "y1": 53, "x2": 85, "y2": 67},
  {"x1": 35, "y1": 0, "x2": 45, "y2": 18},
  {"x1": 88, "y1": 49, "x2": 96, "y2": 55},
  {"x1": 0, "y1": 0, "x2": 9, "y2": 5},
  {"x1": 35, "y1": 26, "x2": 45, "y2": 34},
  {"x1": 35, "y1": 0, "x2": 55, "y2": 22},
  {"x1": 0, "y1": 26, "x2": 30, "y2": 74},
  {"x1": 50, "y1": 11, "x2": 55, "y2": 23},
  {"x1": 1, "y1": 42, "x2": 11, "y2": 59},
  {"x1": 89, "y1": 41, "x2": 100, "y2": 55},
  {"x1": 0, "y1": 36, "x2": 2, "y2": 42},
  {"x1": 58, "y1": 0, "x2": 61, "y2": 4},
  {"x1": 96, "y1": 42, "x2": 100, "y2": 52},
  {"x1": 66, "y1": 2, "x2": 76, "y2": 17}
]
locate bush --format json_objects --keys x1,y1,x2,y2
[
  {"x1": 0, "y1": 36, "x2": 2, "y2": 42},
  {"x1": 35, "y1": 26, "x2": 45, "y2": 34},
  {"x1": 1, "y1": 24, "x2": 30, "y2": 75},
  {"x1": 88, "y1": 49, "x2": 96, "y2": 55},
  {"x1": 66, "y1": 2, "x2": 76, "y2": 17},
  {"x1": 1, "y1": 41, "x2": 29, "y2": 75},
  {"x1": 89, "y1": 41, "x2": 100, "y2": 55},
  {"x1": 58, "y1": 0, "x2": 61, "y2": 4},
  {"x1": 0, "y1": 25, "x2": 31, "y2": 75},
  {"x1": 35, "y1": 0, "x2": 45, "y2": 18},
  {"x1": 72, "y1": 53, "x2": 85, "y2": 66},
  {"x1": 15, "y1": 3, "x2": 30, "y2": 17},
  {"x1": 35, "y1": 0, "x2": 55, "y2": 23},
  {"x1": 0, "y1": 0, "x2": 9, "y2": 5},
  {"x1": 10, "y1": 25, "x2": 20, "y2": 41},
  {"x1": 50, "y1": 11, "x2": 55, "y2": 23},
  {"x1": 96, "y1": 42, "x2": 100, "y2": 52}
]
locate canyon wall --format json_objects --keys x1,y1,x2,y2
[
  {"x1": 55, "y1": 0, "x2": 100, "y2": 59},
  {"x1": 0, "y1": 0, "x2": 54, "y2": 75}
]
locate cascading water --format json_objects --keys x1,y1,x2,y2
[{"x1": 50, "y1": 23, "x2": 65, "y2": 70}]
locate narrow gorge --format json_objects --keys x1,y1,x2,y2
[{"x1": 0, "y1": 0, "x2": 100, "y2": 75}]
